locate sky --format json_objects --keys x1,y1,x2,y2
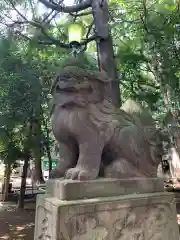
[
  {"x1": 1, "y1": 0, "x2": 80, "y2": 35},
  {"x1": 37, "y1": 0, "x2": 76, "y2": 25},
  {"x1": 39, "y1": 0, "x2": 75, "y2": 12},
  {"x1": 9, "y1": 0, "x2": 76, "y2": 22},
  {"x1": 64, "y1": 0, "x2": 75, "y2": 5}
]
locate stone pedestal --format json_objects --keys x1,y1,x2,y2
[{"x1": 34, "y1": 178, "x2": 179, "y2": 240}]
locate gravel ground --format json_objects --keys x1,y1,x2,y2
[{"x1": 0, "y1": 202, "x2": 35, "y2": 240}]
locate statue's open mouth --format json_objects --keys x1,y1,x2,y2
[
  {"x1": 56, "y1": 84, "x2": 78, "y2": 93},
  {"x1": 55, "y1": 79, "x2": 92, "y2": 94}
]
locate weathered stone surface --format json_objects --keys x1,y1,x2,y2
[
  {"x1": 46, "y1": 178, "x2": 164, "y2": 200},
  {"x1": 34, "y1": 191, "x2": 179, "y2": 240},
  {"x1": 50, "y1": 56, "x2": 163, "y2": 181}
]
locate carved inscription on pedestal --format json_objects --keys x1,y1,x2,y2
[
  {"x1": 59, "y1": 203, "x2": 175, "y2": 240},
  {"x1": 37, "y1": 207, "x2": 51, "y2": 240}
]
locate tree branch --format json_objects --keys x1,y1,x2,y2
[
  {"x1": 41, "y1": 0, "x2": 64, "y2": 23},
  {"x1": 3, "y1": 0, "x2": 96, "y2": 49},
  {"x1": 8, "y1": 0, "x2": 29, "y2": 22},
  {"x1": 39, "y1": 35, "x2": 97, "y2": 48},
  {"x1": 69, "y1": 10, "x2": 92, "y2": 17},
  {"x1": 42, "y1": 9, "x2": 55, "y2": 23},
  {"x1": 86, "y1": 21, "x2": 94, "y2": 38},
  {"x1": 39, "y1": 0, "x2": 91, "y2": 13},
  {"x1": 3, "y1": 15, "x2": 97, "y2": 49},
  {"x1": 14, "y1": 28, "x2": 96, "y2": 48}
]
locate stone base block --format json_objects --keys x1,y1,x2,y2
[
  {"x1": 34, "y1": 180, "x2": 179, "y2": 240},
  {"x1": 46, "y1": 178, "x2": 164, "y2": 200}
]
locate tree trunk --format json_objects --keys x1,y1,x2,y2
[
  {"x1": 17, "y1": 153, "x2": 30, "y2": 209},
  {"x1": 32, "y1": 120, "x2": 44, "y2": 183},
  {"x1": 150, "y1": 54, "x2": 180, "y2": 179},
  {"x1": 168, "y1": 147, "x2": 180, "y2": 180},
  {"x1": 91, "y1": 0, "x2": 121, "y2": 107},
  {"x1": 44, "y1": 121, "x2": 52, "y2": 174},
  {"x1": 2, "y1": 164, "x2": 11, "y2": 201},
  {"x1": 46, "y1": 144, "x2": 52, "y2": 174},
  {"x1": 161, "y1": 84, "x2": 180, "y2": 155},
  {"x1": 151, "y1": 55, "x2": 180, "y2": 155},
  {"x1": 34, "y1": 155, "x2": 44, "y2": 183}
]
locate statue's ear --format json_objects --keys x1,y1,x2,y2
[{"x1": 87, "y1": 71, "x2": 113, "y2": 103}]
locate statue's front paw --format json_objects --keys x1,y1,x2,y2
[
  {"x1": 65, "y1": 167, "x2": 97, "y2": 180},
  {"x1": 49, "y1": 168, "x2": 64, "y2": 179}
]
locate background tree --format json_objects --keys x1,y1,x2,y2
[
  {"x1": 0, "y1": 0, "x2": 121, "y2": 106},
  {"x1": 109, "y1": 0, "x2": 180, "y2": 149},
  {"x1": 1, "y1": 0, "x2": 180, "y2": 190},
  {"x1": 0, "y1": 35, "x2": 55, "y2": 202}
]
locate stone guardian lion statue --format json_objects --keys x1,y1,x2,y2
[{"x1": 50, "y1": 57, "x2": 162, "y2": 180}]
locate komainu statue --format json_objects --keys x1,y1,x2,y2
[{"x1": 50, "y1": 55, "x2": 163, "y2": 180}]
